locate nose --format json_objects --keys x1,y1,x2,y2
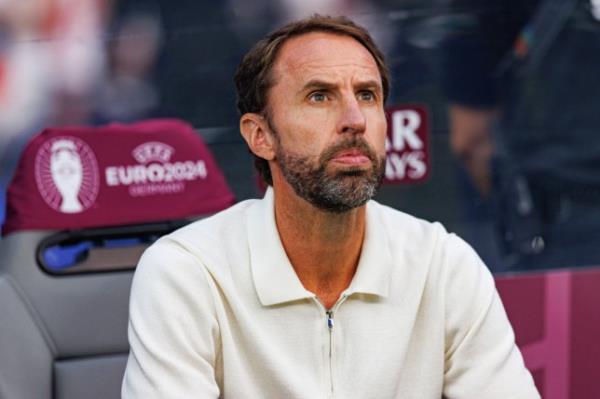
[{"x1": 337, "y1": 95, "x2": 366, "y2": 135}]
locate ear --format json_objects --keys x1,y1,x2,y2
[{"x1": 239, "y1": 113, "x2": 276, "y2": 161}]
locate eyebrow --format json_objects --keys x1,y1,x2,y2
[
  {"x1": 301, "y1": 79, "x2": 338, "y2": 93},
  {"x1": 301, "y1": 79, "x2": 383, "y2": 93},
  {"x1": 355, "y1": 80, "x2": 383, "y2": 93}
]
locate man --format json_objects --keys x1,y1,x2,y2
[{"x1": 122, "y1": 15, "x2": 539, "y2": 398}]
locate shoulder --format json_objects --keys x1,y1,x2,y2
[
  {"x1": 371, "y1": 202, "x2": 498, "y2": 329},
  {"x1": 370, "y1": 199, "x2": 476, "y2": 252},
  {"x1": 171, "y1": 198, "x2": 259, "y2": 244},
  {"x1": 368, "y1": 200, "x2": 489, "y2": 297},
  {"x1": 164, "y1": 197, "x2": 261, "y2": 262},
  {"x1": 367, "y1": 200, "x2": 454, "y2": 254},
  {"x1": 134, "y1": 198, "x2": 260, "y2": 283}
]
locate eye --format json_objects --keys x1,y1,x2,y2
[
  {"x1": 308, "y1": 91, "x2": 328, "y2": 102},
  {"x1": 358, "y1": 90, "x2": 375, "y2": 102}
]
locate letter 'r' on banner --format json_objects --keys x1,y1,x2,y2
[{"x1": 383, "y1": 105, "x2": 430, "y2": 184}]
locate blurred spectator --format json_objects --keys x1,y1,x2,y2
[
  {"x1": 44, "y1": 0, "x2": 112, "y2": 125},
  {"x1": 153, "y1": 0, "x2": 242, "y2": 128},
  {"x1": 442, "y1": 0, "x2": 600, "y2": 270},
  {"x1": 226, "y1": 0, "x2": 395, "y2": 59},
  {"x1": 0, "y1": 0, "x2": 169, "y2": 228},
  {"x1": 0, "y1": 0, "x2": 54, "y2": 226},
  {"x1": 0, "y1": 0, "x2": 112, "y2": 227},
  {"x1": 95, "y1": 5, "x2": 162, "y2": 123}
]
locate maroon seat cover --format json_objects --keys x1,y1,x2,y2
[{"x1": 3, "y1": 119, "x2": 235, "y2": 235}]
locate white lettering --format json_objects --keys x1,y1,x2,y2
[
  {"x1": 391, "y1": 110, "x2": 423, "y2": 151},
  {"x1": 196, "y1": 161, "x2": 207, "y2": 178},
  {"x1": 173, "y1": 162, "x2": 185, "y2": 180},
  {"x1": 128, "y1": 182, "x2": 185, "y2": 197},
  {"x1": 385, "y1": 151, "x2": 427, "y2": 180},
  {"x1": 407, "y1": 152, "x2": 427, "y2": 179},
  {"x1": 132, "y1": 142, "x2": 174, "y2": 164},
  {"x1": 147, "y1": 164, "x2": 164, "y2": 182},
  {"x1": 118, "y1": 167, "x2": 133, "y2": 185},
  {"x1": 386, "y1": 153, "x2": 407, "y2": 180},
  {"x1": 132, "y1": 165, "x2": 147, "y2": 184},
  {"x1": 106, "y1": 167, "x2": 118, "y2": 186},
  {"x1": 104, "y1": 160, "x2": 209, "y2": 187}
]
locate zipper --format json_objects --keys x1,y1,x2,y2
[
  {"x1": 317, "y1": 294, "x2": 349, "y2": 398},
  {"x1": 326, "y1": 310, "x2": 334, "y2": 331},
  {"x1": 326, "y1": 310, "x2": 334, "y2": 398}
]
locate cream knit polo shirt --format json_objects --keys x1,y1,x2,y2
[{"x1": 122, "y1": 189, "x2": 540, "y2": 398}]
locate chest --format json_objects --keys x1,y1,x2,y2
[{"x1": 215, "y1": 297, "x2": 446, "y2": 399}]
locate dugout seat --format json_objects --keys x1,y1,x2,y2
[{"x1": 0, "y1": 119, "x2": 234, "y2": 399}]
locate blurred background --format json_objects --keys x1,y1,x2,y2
[{"x1": 1, "y1": 0, "x2": 599, "y2": 275}]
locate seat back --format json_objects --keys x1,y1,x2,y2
[
  {"x1": 0, "y1": 231, "x2": 132, "y2": 399},
  {"x1": 0, "y1": 119, "x2": 234, "y2": 399}
]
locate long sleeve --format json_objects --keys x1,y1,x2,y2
[
  {"x1": 442, "y1": 234, "x2": 540, "y2": 398},
  {"x1": 121, "y1": 238, "x2": 221, "y2": 398}
]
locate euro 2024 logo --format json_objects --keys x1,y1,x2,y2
[{"x1": 35, "y1": 137, "x2": 99, "y2": 213}]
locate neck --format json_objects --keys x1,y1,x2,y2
[{"x1": 272, "y1": 180, "x2": 366, "y2": 309}]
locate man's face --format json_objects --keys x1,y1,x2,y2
[{"x1": 266, "y1": 32, "x2": 387, "y2": 212}]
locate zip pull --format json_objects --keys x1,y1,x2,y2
[{"x1": 326, "y1": 310, "x2": 334, "y2": 331}]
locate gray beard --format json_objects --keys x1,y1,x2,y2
[{"x1": 275, "y1": 136, "x2": 385, "y2": 213}]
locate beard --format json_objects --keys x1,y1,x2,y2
[{"x1": 270, "y1": 123, "x2": 385, "y2": 213}]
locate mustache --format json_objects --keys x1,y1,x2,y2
[{"x1": 319, "y1": 137, "x2": 378, "y2": 164}]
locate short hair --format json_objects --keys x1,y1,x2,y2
[{"x1": 234, "y1": 14, "x2": 390, "y2": 186}]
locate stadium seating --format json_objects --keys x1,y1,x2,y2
[{"x1": 0, "y1": 119, "x2": 234, "y2": 399}]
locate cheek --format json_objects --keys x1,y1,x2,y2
[
  {"x1": 367, "y1": 115, "x2": 388, "y2": 155},
  {"x1": 276, "y1": 110, "x2": 334, "y2": 152}
]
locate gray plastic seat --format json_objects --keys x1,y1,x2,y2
[
  {"x1": 0, "y1": 230, "x2": 133, "y2": 399},
  {"x1": 0, "y1": 119, "x2": 235, "y2": 399}
]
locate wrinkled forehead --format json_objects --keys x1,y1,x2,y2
[{"x1": 271, "y1": 31, "x2": 382, "y2": 87}]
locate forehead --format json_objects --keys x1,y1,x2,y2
[{"x1": 272, "y1": 31, "x2": 381, "y2": 86}]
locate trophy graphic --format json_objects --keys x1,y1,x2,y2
[{"x1": 49, "y1": 140, "x2": 84, "y2": 213}]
